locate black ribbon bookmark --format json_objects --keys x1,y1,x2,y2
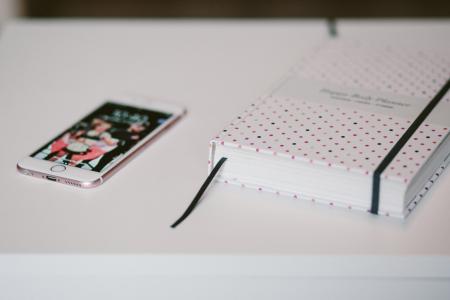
[
  {"x1": 371, "y1": 79, "x2": 450, "y2": 214},
  {"x1": 171, "y1": 157, "x2": 228, "y2": 228}
]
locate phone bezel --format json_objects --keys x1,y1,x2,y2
[{"x1": 17, "y1": 96, "x2": 186, "y2": 188}]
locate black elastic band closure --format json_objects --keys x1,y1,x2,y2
[
  {"x1": 171, "y1": 157, "x2": 227, "y2": 228},
  {"x1": 327, "y1": 18, "x2": 338, "y2": 38},
  {"x1": 371, "y1": 79, "x2": 450, "y2": 214}
]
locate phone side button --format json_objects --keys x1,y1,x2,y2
[{"x1": 50, "y1": 165, "x2": 66, "y2": 172}]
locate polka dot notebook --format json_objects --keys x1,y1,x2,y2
[{"x1": 209, "y1": 39, "x2": 450, "y2": 219}]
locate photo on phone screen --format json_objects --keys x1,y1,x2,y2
[{"x1": 31, "y1": 102, "x2": 172, "y2": 173}]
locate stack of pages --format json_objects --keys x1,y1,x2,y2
[{"x1": 209, "y1": 39, "x2": 450, "y2": 218}]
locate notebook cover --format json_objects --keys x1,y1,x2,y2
[{"x1": 209, "y1": 39, "x2": 450, "y2": 217}]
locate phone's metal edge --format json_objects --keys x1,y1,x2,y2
[
  {"x1": 16, "y1": 163, "x2": 103, "y2": 189},
  {"x1": 100, "y1": 111, "x2": 185, "y2": 184},
  {"x1": 17, "y1": 109, "x2": 186, "y2": 189}
]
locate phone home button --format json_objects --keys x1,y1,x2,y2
[{"x1": 50, "y1": 165, "x2": 66, "y2": 172}]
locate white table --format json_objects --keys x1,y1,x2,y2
[{"x1": 0, "y1": 19, "x2": 449, "y2": 299}]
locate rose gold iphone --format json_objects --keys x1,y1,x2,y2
[{"x1": 17, "y1": 96, "x2": 185, "y2": 188}]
